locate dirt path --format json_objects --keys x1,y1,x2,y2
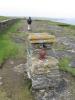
[{"x1": 0, "y1": 59, "x2": 25, "y2": 99}]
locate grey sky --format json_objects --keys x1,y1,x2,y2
[{"x1": 0, "y1": 0, "x2": 75, "y2": 18}]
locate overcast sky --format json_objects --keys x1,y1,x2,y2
[{"x1": 0, "y1": 0, "x2": 75, "y2": 18}]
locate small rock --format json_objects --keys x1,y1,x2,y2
[
  {"x1": 0, "y1": 82, "x2": 3, "y2": 85},
  {"x1": 0, "y1": 77, "x2": 2, "y2": 80},
  {"x1": 67, "y1": 49, "x2": 75, "y2": 53},
  {"x1": 69, "y1": 61, "x2": 75, "y2": 68},
  {"x1": 63, "y1": 42, "x2": 69, "y2": 46},
  {"x1": 10, "y1": 61, "x2": 14, "y2": 65}
]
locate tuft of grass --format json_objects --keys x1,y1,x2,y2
[
  {"x1": 59, "y1": 57, "x2": 75, "y2": 76},
  {"x1": 59, "y1": 57, "x2": 69, "y2": 70}
]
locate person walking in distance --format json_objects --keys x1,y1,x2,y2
[{"x1": 27, "y1": 17, "x2": 32, "y2": 31}]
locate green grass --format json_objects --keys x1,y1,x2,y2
[
  {"x1": 0, "y1": 16, "x2": 10, "y2": 21},
  {"x1": 59, "y1": 57, "x2": 75, "y2": 76},
  {"x1": 58, "y1": 23, "x2": 75, "y2": 30},
  {"x1": 0, "y1": 38, "x2": 16, "y2": 63},
  {"x1": 0, "y1": 20, "x2": 26, "y2": 64},
  {"x1": 58, "y1": 23, "x2": 70, "y2": 27}
]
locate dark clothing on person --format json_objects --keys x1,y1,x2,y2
[{"x1": 27, "y1": 17, "x2": 32, "y2": 24}]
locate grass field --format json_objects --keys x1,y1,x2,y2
[{"x1": 0, "y1": 20, "x2": 26, "y2": 64}]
